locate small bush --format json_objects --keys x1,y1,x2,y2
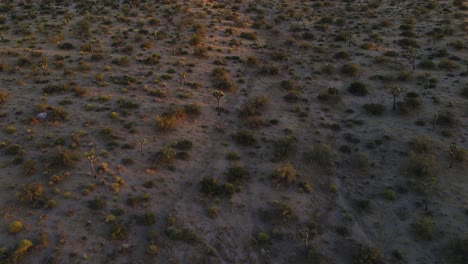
[
  {"x1": 461, "y1": 87, "x2": 468, "y2": 98},
  {"x1": 317, "y1": 87, "x2": 341, "y2": 104},
  {"x1": 340, "y1": 63, "x2": 360, "y2": 77},
  {"x1": 350, "y1": 153, "x2": 370, "y2": 170},
  {"x1": 8, "y1": 221, "x2": 23, "y2": 234},
  {"x1": 357, "y1": 244, "x2": 382, "y2": 264},
  {"x1": 304, "y1": 143, "x2": 334, "y2": 167},
  {"x1": 409, "y1": 151, "x2": 436, "y2": 177},
  {"x1": 171, "y1": 140, "x2": 193, "y2": 150},
  {"x1": 211, "y1": 67, "x2": 236, "y2": 92},
  {"x1": 410, "y1": 136, "x2": 433, "y2": 154},
  {"x1": 17, "y1": 183, "x2": 44, "y2": 206},
  {"x1": 225, "y1": 165, "x2": 249, "y2": 184},
  {"x1": 156, "y1": 115, "x2": 177, "y2": 132},
  {"x1": 88, "y1": 197, "x2": 106, "y2": 210},
  {"x1": 137, "y1": 212, "x2": 156, "y2": 225},
  {"x1": 272, "y1": 135, "x2": 297, "y2": 161},
  {"x1": 259, "y1": 64, "x2": 280, "y2": 75},
  {"x1": 437, "y1": 111, "x2": 458, "y2": 127},
  {"x1": 348, "y1": 82, "x2": 368, "y2": 96},
  {"x1": 438, "y1": 59, "x2": 460, "y2": 71},
  {"x1": 412, "y1": 215, "x2": 433, "y2": 240},
  {"x1": 383, "y1": 188, "x2": 397, "y2": 201},
  {"x1": 154, "y1": 147, "x2": 176, "y2": 164},
  {"x1": 240, "y1": 31, "x2": 257, "y2": 40},
  {"x1": 448, "y1": 237, "x2": 468, "y2": 264},
  {"x1": 273, "y1": 163, "x2": 297, "y2": 185},
  {"x1": 232, "y1": 131, "x2": 256, "y2": 146},
  {"x1": 0, "y1": 91, "x2": 7, "y2": 104},
  {"x1": 111, "y1": 224, "x2": 128, "y2": 240},
  {"x1": 46, "y1": 147, "x2": 77, "y2": 169},
  {"x1": 363, "y1": 103, "x2": 385, "y2": 115}
]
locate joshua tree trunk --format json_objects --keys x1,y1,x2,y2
[
  {"x1": 217, "y1": 99, "x2": 221, "y2": 116},
  {"x1": 392, "y1": 95, "x2": 396, "y2": 111}
]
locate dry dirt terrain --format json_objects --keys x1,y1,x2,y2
[{"x1": 0, "y1": 0, "x2": 467, "y2": 263}]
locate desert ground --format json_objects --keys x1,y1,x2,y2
[{"x1": 0, "y1": 0, "x2": 467, "y2": 263}]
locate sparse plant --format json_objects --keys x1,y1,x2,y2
[
  {"x1": 8, "y1": 221, "x2": 23, "y2": 234},
  {"x1": 304, "y1": 143, "x2": 335, "y2": 167},
  {"x1": 387, "y1": 85, "x2": 405, "y2": 111},
  {"x1": 448, "y1": 144, "x2": 467, "y2": 168},
  {"x1": 273, "y1": 163, "x2": 297, "y2": 185},
  {"x1": 84, "y1": 148, "x2": 97, "y2": 177},
  {"x1": 212, "y1": 90, "x2": 224, "y2": 116},
  {"x1": 412, "y1": 215, "x2": 433, "y2": 240}
]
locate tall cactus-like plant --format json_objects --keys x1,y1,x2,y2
[
  {"x1": 84, "y1": 148, "x2": 97, "y2": 178},
  {"x1": 387, "y1": 85, "x2": 405, "y2": 111},
  {"x1": 212, "y1": 90, "x2": 224, "y2": 116}
]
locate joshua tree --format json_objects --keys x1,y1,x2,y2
[
  {"x1": 140, "y1": 138, "x2": 147, "y2": 156},
  {"x1": 421, "y1": 176, "x2": 438, "y2": 211},
  {"x1": 179, "y1": 72, "x2": 187, "y2": 85},
  {"x1": 301, "y1": 228, "x2": 310, "y2": 249},
  {"x1": 387, "y1": 85, "x2": 405, "y2": 111},
  {"x1": 39, "y1": 59, "x2": 48, "y2": 76},
  {"x1": 402, "y1": 48, "x2": 420, "y2": 71},
  {"x1": 84, "y1": 148, "x2": 97, "y2": 178},
  {"x1": 423, "y1": 72, "x2": 431, "y2": 89},
  {"x1": 432, "y1": 111, "x2": 438, "y2": 132},
  {"x1": 212, "y1": 90, "x2": 224, "y2": 116},
  {"x1": 448, "y1": 143, "x2": 466, "y2": 169}
]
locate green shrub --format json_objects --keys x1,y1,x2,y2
[
  {"x1": 409, "y1": 151, "x2": 436, "y2": 177},
  {"x1": 448, "y1": 237, "x2": 468, "y2": 264},
  {"x1": 88, "y1": 197, "x2": 106, "y2": 210},
  {"x1": 240, "y1": 31, "x2": 257, "y2": 40},
  {"x1": 8, "y1": 221, "x2": 23, "y2": 234},
  {"x1": 438, "y1": 58, "x2": 460, "y2": 71},
  {"x1": 272, "y1": 135, "x2": 297, "y2": 161},
  {"x1": 304, "y1": 143, "x2": 334, "y2": 167},
  {"x1": 357, "y1": 244, "x2": 382, "y2": 264},
  {"x1": 118, "y1": 98, "x2": 139, "y2": 109},
  {"x1": 259, "y1": 64, "x2": 280, "y2": 75},
  {"x1": 340, "y1": 63, "x2": 360, "y2": 77},
  {"x1": 238, "y1": 96, "x2": 269, "y2": 117},
  {"x1": 225, "y1": 165, "x2": 249, "y2": 184},
  {"x1": 412, "y1": 215, "x2": 433, "y2": 240},
  {"x1": 12, "y1": 239, "x2": 33, "y2": 261},
  {"x1": 171, "y1": 140, "x2": 193, "y2": 150},
  {"x1": 226, "y1": 152, "x2": 241, "y2": 161},
  {"x1": 410, "y1": 136, "x2": 433, "y2": 154},
  {"x1": 17, "y1": 183, "x2": 44, "y2": 206},
  {"x1": 5, "y1": 144, "x2": 23, "y2": 155},
  {"x1": 350, "y1": 153, "x2": 370, "y2": 170},
  {"x1": 0, "y1": 91, "x2": 6, "y2": 104},
  {"x1": 156, "y1": 115, "x2": 177, "y2": 132},
  {"x1": 137, "y1": 212, "x2": 156, "y2": 225},
  {"x1": 23, "y1": 159, "x2": 36, "y2": 176},
  {"x1": 348, "y1": 82, "x2": 368, "y2": 96},
  {"x1": 154, "y1": 147, "x2": 176, "y2": 164},
  {"x1": 111, "y1": 224, "x2": 128, "y2": 240},
  {"x1": 461, "y1": 87, "x2": 468, "y2": 98},
  {"x1": 46, "y1": 147, "x2": 77, "y2": 169},
  {"x1": 317, "y1": 87, "x2": 341, "y2": 104},
  {"x1": 363, "y1": 103, "x2": 385, "y2": 115},
  {"x1": 207, "y1": 207, "x2": 219, "y2": 219},
  {"x1": 273, "y1": 163, "x2": 297, "y2": 185},
  {"x1": 437, "y1": 111, "x2": 458, "y2": 127},
  {"x1": 232, "y1": 131, "x2": 256, "y2": 146},
  {"x1": 211, "y1": 67, "x2": 236, "y2": 92},
  {"x1": 255, "y1": 232, "x2": 270, "y2": 244},
  {"x1": 383, "y1": 188, "x2": 396, "y2": 201}
]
